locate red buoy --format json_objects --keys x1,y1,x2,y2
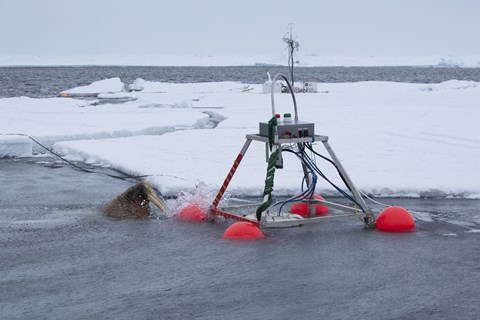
[
  {"x1": 376, "y1": 206, "x2": 415, "y2": 232},
  {"x1": 291, "y1": 194, "x2": 329, "y2": 217},
  {"x1": 223, "y1": 222, "x2": 265, "y2": 240},
  {"x1": 174, "y1": 202, "x2": 206, "y2": 222}
]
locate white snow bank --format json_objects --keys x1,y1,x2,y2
[
  {"x1": 98, "y1": 92, "x2": 194, "y2": 109},
  {"x1": 60, "y1": 77, "x2": 125, "y2": 96},
  {"x1": 127, "y1": 79, "x2": 249, "y2": 94},
  {"x1": 53, "y1": 130, "x2": 272, "y2": 197},
  {"x1": 0, "y1": 135, "x2": 32, "y2": 157},
  {"x1": 419, "y1": 80, "x2": 478, "y2": 92},
  {"x1": 2, "y1": 78, "x2": 480, "y2": 198},
  {"x1": 0, "y1": 95, "x2": 209, "y2": 152}
]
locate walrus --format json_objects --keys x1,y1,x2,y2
[{"x1": 103, "y1": 182, "x2": 167, "y2": 218}]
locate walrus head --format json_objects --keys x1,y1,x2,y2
[{"x1": 103, "y1": 182, "x2": 167, "y2": 219}]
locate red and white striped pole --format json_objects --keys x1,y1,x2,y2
[{"x1": 209, "y1": 138, "x2": 252, "y2": 216}]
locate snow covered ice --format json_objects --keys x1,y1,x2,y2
[
  {"x1": 59, "y1": 77, "x2": 126, "y2": 96},
  {"x1": 1, "y1": 77, "x2": 479, "y2": 199}
]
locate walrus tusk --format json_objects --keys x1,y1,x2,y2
[
  {"x1": 103, "y1": 182, "x2": 167, "y2": 218},
  {"x1": 144, "y1": 185, "x2": 167, "y2": 212}
]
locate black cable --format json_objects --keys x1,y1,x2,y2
[
  {"x1": 272, "y1": 148, "x2": 317, "y2": 215},
  {"x1": 285, "y1": 145, "x2": 365, "y2": 212},
  {"x1": 302, "y1": 150, "x2": 365, "y2": 212},
  {"x1": 2, "y1": 133, "x2": 149, "y2": 181},
  {"x1": 305, "y1": 143, "x2": 352, "y2": 192}
]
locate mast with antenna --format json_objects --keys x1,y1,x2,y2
[{"x1": 282, "y1": 23, "x2": 299, "y2": 85}]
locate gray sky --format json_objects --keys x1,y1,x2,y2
[{"x1": 1, "y1": 0, "x2": 479, "y2": 57}]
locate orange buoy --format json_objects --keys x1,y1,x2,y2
[
  {"x1": 291, "y1": 194, "x2": 329, "y2": 217},
  {"x1": 223, "y1": 222, "x2": 265, "y2": 240},
  {"x1": 376, "y1": 206, "x2": 415, "y2": 232},
  {"x1": 174, "y1": 202, "x2": 206, "y2": 222}
]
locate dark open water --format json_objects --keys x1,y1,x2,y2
[
  {"x1": 1, "y1": 66, "x2": 480, "y2": 319},
  {"x1": 1, "y1": 158, "x2": 479, "y2": 320},
  {"x1": 1, "y1": 66, "x2": 480, "y2": 98}
]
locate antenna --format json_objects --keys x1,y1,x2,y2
[{"x1": 282, "y1": 23, "x2": 299, "y2": 85}]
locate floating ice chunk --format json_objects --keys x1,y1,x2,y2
[
  {"x1": 129, "y1": 78, "x2": 145, "y2": 92},
  {"x1": 60, "y1": 77, "x2": 126, "y2": 97},
  {"x1": 437, "y1": 56, "x2": 464, "y2": 68},
  {"x1": 0, "y1": 135, "x2": 32, "y2": 157}
]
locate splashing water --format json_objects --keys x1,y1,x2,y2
[{"x1": 167, "y1": 182, "x2": 233, "y2": 219}]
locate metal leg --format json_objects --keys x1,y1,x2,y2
[
  {"x1": 207, "y1": 133, "x2": 375, "y2": 228},
  {"x1": 321, "y1": 140, "x2": 375, "y2": 225},
  {"x1": 208, "y1": 138, "x2": 252, "y2": 220}
]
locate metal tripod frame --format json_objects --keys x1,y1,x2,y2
[
  {"x1": 208, "y1": 133, "x2": 375, "y2": 228},
  {"x1": 207, "y1": 74, "x2": 375, "y2": 228}
]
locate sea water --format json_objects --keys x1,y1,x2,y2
[
  {"x1": 2, "y1": 65, "x2": 480, "y2": 98},
  {"x1": 1, "y1": 66, "x2": 480, "y2": 319}
]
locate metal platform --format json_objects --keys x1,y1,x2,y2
[{"x1": 207, "y1": 74, "x2": 375, "y2": 229}]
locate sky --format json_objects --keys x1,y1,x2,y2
[{"x1": 1, "y1": 0, "x2": 479, "y2": 57}]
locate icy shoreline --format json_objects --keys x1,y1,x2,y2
[{"x1": 1, "y1": 77, "x2": 479, "y2": 199}]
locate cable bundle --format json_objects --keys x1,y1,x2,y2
[{"x1": 269, "y1": 143, "x2": 365, "y2": 216}]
